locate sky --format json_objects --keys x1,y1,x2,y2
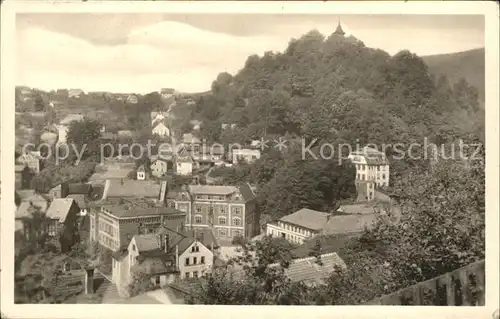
[{"x1": 16, "y1": 14, "x2": 485, "y2": 94}]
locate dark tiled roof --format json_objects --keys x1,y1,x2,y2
[
  {"x1": 279, "y1": 208, "x2": 329, "y2": 231},
  {"x1": 99, "y1": 198, "x2": 185, "y2": 218},
  {"x1": 134, "y1": 234, "x2": 162, "y2": 252},
  {"x1": 322, "y1": 214, "x2": 377, "y2": 235},
  {"x1": 271, "y1": 253, "x2": 346, "y2": 285},
  {"x1": 68, "y1": 183, "x2": 92, "y2": 195},
  {"x1": 67, "y1": 194, "x2": 87, "y2": 209},
  {"x1": 238, "y1": 183, "x2": 256, "y2": 202},
  {"x1": 104, "y1": 179, "x2": 166, "y2": 198}
]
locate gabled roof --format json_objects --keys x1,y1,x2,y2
[
  {"x1": 152, "y1": 121, "x2": 169, "y2": 131},
  {"x1": 67, "y1": 194, "x2": 87, "y2": 209},
  {"x1": 46, "y1": 198, "x2": 75, "y2": 222},
  {"x1": 188, "y1": 185, "x2": 238, "y2": 196},
  {"x1": 182, "y1": 133, "x2": 201, "y2": 144},
  {"x1": 103, "y1": 179, "x2": 166, "y2": 198},
  {"x1": 322, "y1": 214, "x2": 377, "y2": 235},
  {"x1": 279, "y1": 208, "x2": 330, "y2": 231},
  {"x1": 270, "y1": 252, "x2": 346, "y2": 285},
  {"x1": 238, "y1": 183, "x2": 256, "y2": 202}
]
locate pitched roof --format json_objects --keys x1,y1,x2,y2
[
  {"x1": 46, "y1": 198, "x2": 75, "y2": 222},
  {"x1": 337, "y1": 203, "x2": 376, "y2": 215},
  {"x1": 271, "y1": 253, "x2": 346, "y2": 285},
  {"x1": 137, "y1": 165, "x2": 146, "y2": 172},
  {"x1": 16, "y1": 202, "x2": 38, "y2": 219},
  {"x1": 67, "y1": 194, "x2": 87, "y2": 209},
  {"x1": 104, "y1": 179, "x2": 165, "y2": 198},
  {"x1": 182, "y1": 133, "x2": 201, "y2": 144},
  {"x1": 133, "y1": 257, "x2": 174, "y2": 276},
  {"x1": 99, "y1": 198, "x2": 185, "y2": 218},
  {"x1": 151, "y1": 111, "x2": 169, "y2": 120},
  {"x1": 60, "y1": 114, "x2": 84, "y2": 125},
  {"x1": 188, "y1": 185, "x2": 238, "y2": 196},
  {"x1": 238, "y1": 183, "x2": 256, "y2": 202},
  {"x1": 153, "y1": 121, "x2": 169, "y2": 131},
  {"x1": 134, "y1": 234, "x2": 162, "y2": 252},
  {"x1": 279, "y1": 208, "x2": 330, "y2": 231},
  {"x1": 67, "y1": 183, "x2": 92, "y2": 195},
  {"x1": 321, "y1": 214, "x2": 377, "y2": 235}
]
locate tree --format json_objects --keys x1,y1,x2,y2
[
  {"x1": 34, "y1": 94, "x2": 45, "y2": 112},
  {"x1": 66, "y1": 118, "x2": 102, "y2": 161},
  {"x1": 21, "y1": 166, "x2": 35, "y2": 189}
]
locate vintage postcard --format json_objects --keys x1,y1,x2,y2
[{"x1": 1, "y1": 1, "x2": 499, "y2": 318}]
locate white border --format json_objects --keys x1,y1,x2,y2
[{"x1": 1, "y1": 1, "x2": 499, "y2": 318}]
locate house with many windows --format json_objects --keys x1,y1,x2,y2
[
  {"x1": 16, "y1": 151, "x2": 44, "y2": 173},
  {"x1": 89, "y1": 198, "x2": 186, "y2": 252},
  {"x1": 166, "y1": 184, "x2": 260, "y2": 243},
  {"x1": 111, "y1": 225, "x2": 215, "y2": 297},
  {"x1": 348, "y1": 146, "x2": 390, "y2": 187}
]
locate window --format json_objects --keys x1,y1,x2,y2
[
  {"x1": 193, "y1": 257, "x2": 198, "y2": 264},
  {"x1": 181, "y1": 194, "x2": 186, "y2": 200},
  {"x1": 201, "y1": 256, "x2": 205, "y2": 264},
  {"x1": 218, "y1": 216, "x2": 226, "y2": 225},
  {"x1": 191, "y1": 245, "x2": 199, "y2": 253},
  {"x1": 170, "y1": 202, "x2": 175, "y2": 208},
  {"x1": 220, "y1": 207, "x2": 226, "y2": 214},
  {"x1": 195, "y1": 215, "x2": 203, "y2": 224},
  {"x1": 235, "y1": 195, "x2": 240, "y2": 200},
  {"x1": 155, "y1": 276, "x2": 160, "y2": 285},
  {"x1": 193, "y1": 271, "x2": 199, "y2": 278},
  {"x1": 185, "y1": 257, "x2": 190, "y2": 266},
  {"x1": 64, "y1": 262, "x2": 71, "y2": 272},
  {"x1": 232, "y1": 217, "x2": 241, "y2": 226},
  {"x1": 196, "y1": 195, "x2": 202, "y2": 200},
  {"x1": 196, "y1": 206, "x2": 202, "y2": 213},
  {"x1": 185, "y1": 272, "x2": 190, "y2": 278},
  {"x1": 233, "y1": 207, "x2": 242, "y2": 214},
  {"x1": 382, "y1": 174, "x2": 386, "y2": 179},
  {"x1": 132, "y1": 244, "x2": 136, "y2": 251}
]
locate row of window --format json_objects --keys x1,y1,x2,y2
[
  {"x1": 194, "y1": 205, "x2": 242, "y2": 215},
  {"x1": 183, "y1": 270, "x2": 203, "y2": 279},
  {"x1": 192, "y1": 215, "x2": 242, "y2": 226},
  {"x1": 99, "y1": 233, "x2": 119, "y2": 250},
  {"x1": 357, "y1": 164, "x2": 388, "y2": 171},
  {"x1": 357, "y1": 173, "x2": 386, "y2": 181},
  {"x1": 276, "y1": 223, "x2": 312, "y2": 237},
  {"x1": 185, "y1": 256, "x2": 205, "y2": 266},
  {"x1": 100, "y1": 222, "x2": 117, "y2": 237},
  {"x1": 217, "y1": 228, "x2": 241, "y2": 238}
]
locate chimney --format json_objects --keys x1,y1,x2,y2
[{"x1": 85, "y1": 268, "x2": 94, "y2": 295}]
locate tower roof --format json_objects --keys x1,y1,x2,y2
[{"x1": 334, "y1": 21, "x2": 345, "y2": 36}]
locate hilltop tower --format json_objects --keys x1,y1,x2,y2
[{"x1": 334, "y1": 20, "x2": 346, "y2": 36}]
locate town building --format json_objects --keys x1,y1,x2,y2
[
  {"x1": 355, "y1": 180, "x2": 376, "y2": 202},
  {"x1": 126, "y1": 94, "x2": 138, "y2": 104},
  {"x1": 182, "y1": 133, "x2": 201, "y2": 152},
  {"x1": 151, "y1": 111, "x2": 169, "y2": 127},
  {"x1": 152, "y1": 121, "x2": 170, "y2": 137},
  {"x1": 101, "y1": 179, "x2": 168, "y2": 203},
  {"x1": 266, "y1": 208, "x2": 329, "y2": 245},
  {"x1": 57, "y1": 114, "x2": 84, "y2": 144},
  {"x1": 16, "y1": 151, "x2": 43, "y2": 173},
  {"x1": 111, "y1": 226, "x2": 216, "y2": 297},
  {"x1": 166, "y1": 184, "x2": 260, "y2": 242},
  {"x1": 348, "y1": 146, "x2": 390, "y2": 187},
  {"x1": 45, "y1": 198, "x2": 82, "y2": 252},
  {"x1": 176, "y1": 155, "x2": 193, "y2": 176},
  {"x1": 150, "y1": 159, "x2": 169, "y2": 178},
  {"x1": 136, "y1": 165, "x2": 147, "y2": 180},
  {"x1": 67, "y1": 194, "x2": 88, "y2": 216},
  {"x1": 232, "y1": 148, "x2": 261, "y2": 164},
  {"x1": 160, "y1": 88, "x2": 175, "y2": 99},
  {"x1": 89, "y1": 198, "x2": 186, "y2": 252}
]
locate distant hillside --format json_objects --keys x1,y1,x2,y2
[{"x1": 422, "y1": 48, "x2": 485, "y2": 100}]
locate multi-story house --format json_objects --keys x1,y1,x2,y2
[
  {"x1": 166, "y1": 184, "x2": 260, "y2": 242},
  {"x1": 16, "y1": 151, "x2": 43, "y2": 173},
  {"x1": 152, "y1": 121, "x2": 170, "y2": 137},
  {"x1": 45, "y1": 198, "x2": 82, "y2": 252},
  {"x1": 89, "y1": 198, "x2": 187, "y2": 252},
  {"x1": 348, "y1": 146, "x2": 390, "y2": 187},
  {"x1": 266, "y1": 208, "x2": 329, "y2": 245},
  {"x1": 111, "y1": 225, "x2": 215, "y2": 297},
  {"x1": 150, "y1": 159, "x2": 169, "y2": 178},
  {"x1": 232, "y1": 148, "x2": 261, "y2": 164}
]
